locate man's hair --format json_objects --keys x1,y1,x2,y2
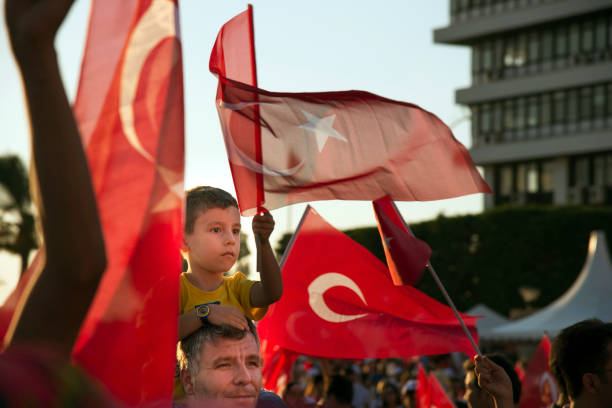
[
  {"x1": 549, "y1": 319, "x2": 612, "y2": 399},
  {"x1": 184, "y1": 186, "x2": 238, "y2": 234},
  {"x1": 177, "y1": 319, "x2": 259, "y2": 377},
  {"x1": 463, "y1": 354, "x2": 522, "y2": 404},
  {"x1": 326, "y1": 375, "x2": 353, "y2": 406}
]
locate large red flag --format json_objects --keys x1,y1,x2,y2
[
  {"x1": 257, "y1": 206, "x2": 478, "y2": 359},
  {"x1": 518, "y1": 335, "x2": 558, "y2": 408},
  {"x1": 210, "y1": 13, "x2": 491, "y2": 216},
  {"x1": 259, "y1": 334, "x2": 299, "y2": 394},
  {"x1": 373, "y1": 196, "x2": 432, "y2": 286},
  {"x1": 72, "y1": 0, "x2": 184, "y2": 405}
]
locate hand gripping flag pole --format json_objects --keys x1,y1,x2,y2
[{"x1": 389, "y1": 199, "x2": 482, "y2": 356}]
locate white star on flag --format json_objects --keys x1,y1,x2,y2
[{"x1": 299, "y1": 110, "x2": 348, "y2": 152}]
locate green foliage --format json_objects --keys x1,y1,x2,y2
[{"x1": 275, "y1": 205, "x2": 612, "y2": 316}]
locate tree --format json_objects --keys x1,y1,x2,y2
[{"x1": 0, "y1": 155, "x2": 37, "y2": 276}]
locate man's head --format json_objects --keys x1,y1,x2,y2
[
  {"x1": 463, "y1": 354, "x2": 521, "y2": 408},
  {"x1": 323, "y1": 375, "x2": 353, "y2": 408},
  {"x1": 183, "y1": 186, "x2": 241, "y2": 274},
  {"x1": 549, "y1": 319, "x2": 612, "y2": 406},
  {"x1": 177, "y1": 320, "x2": 262, "y2": 408}
]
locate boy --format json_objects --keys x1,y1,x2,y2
[{"x1": 178, "y1": 186, "x2": 283, "y2": 338}]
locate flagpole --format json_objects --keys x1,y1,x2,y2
[
  {"x1": 279, "y1": 205, "x2": 311, "y2": 268},
  {"x1": 247, "y1": 3, "x2": 265, "y2": 275},
  {"x1": 390, "y1": 201, "x2": 481, "y2": 356}
]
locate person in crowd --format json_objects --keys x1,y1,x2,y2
[
  {"x1": 348, "y1": 367, "x2": 372, "y2": 408},
  {"x1": 549, "y1": 319, "x2": 612, "y2": 408},
  {"x1": 0, "y1": 0, "x2": 116, "y2": 406},
  {"x1": 379, "y1": 381, "x2": 403, "y2": 408},
  {"x1": 283, "y1": 381, "x2": 313, "y2": 408},
  {"x1": 464, "y1": 354, "x2": 521, "y2": 408},
  {"x1": 400, "y1": 380, "x2": 416, "y2": 408},
  {"x1": 175, "y1": 186, "x2": 283, "y2": 398},
  {"x1": 322, "y1": 375, "x2": 354, "y2": 408},
  {"x1": 177, "y1": 317, "x2": 286, "y2": 408}
]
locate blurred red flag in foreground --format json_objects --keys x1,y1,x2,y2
[
  {"x1": 373, "y1": 196, "x2": 432, "y2": 286},
  {"x1": 519, "y1": 335, "x2": 558, "y2": 408},
  {"x1": 73, "y1": 0, "x2": 184, "y2": 405},
  {"x1": 416, "y1": 364, "x2": 456, "y2": 408},
  {"x1": 258, "y1": 206, "x2": 479, "y2": 359},
  {"x1": 210, "y1": 11, "x2": 491, "y2": 216},
  {"x1": 416, "y1": 364, "x2": 431, "y2": 408}
]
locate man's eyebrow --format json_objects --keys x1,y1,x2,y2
[{"x1": 211, "y1": 356, "x2": 234, "y2": 365}]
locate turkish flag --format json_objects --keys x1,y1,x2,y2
[
  {"x1": 429, "y1": 372, "x2": 456, "y2": 408},
  {"x1": 76, "y1": 0, "x2": 183, "y2": 405},
  {"x1": 373, "y1": 196, "x2": 431, "y2": 286},
  {"x1": 259, "y1": 333, "x2": 299, "y2": 394},
  {"x1": 416, "y1": 364, "x2": 430, "y2": 408},
  {"x1": 210, "y1": 11, "x2": 492, "y2": 216},
  {"x1": 518, "y1": 335, "x2": 558, "y2": 408},
  {"x1": 258, "y1": 206, "x2": 478, "y2": 359}
]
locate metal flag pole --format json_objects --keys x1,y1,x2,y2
[{"x1": 390, "y1": 200, "x2": 481, "y2": 356}]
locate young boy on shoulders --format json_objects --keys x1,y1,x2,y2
[{"x1": 178, "y1": 186, "x2": 283, "y2": 339}]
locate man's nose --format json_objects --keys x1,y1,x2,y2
[{"x1": 233, "y1": 363, "x2": 252, "y2": 384}]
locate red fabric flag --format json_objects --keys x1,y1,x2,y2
[
  {"x1": 429, "y1": 373, "x2": 456, "y2": 408},
  {"x1": 416, "y1": 364, "x2": 430, "y2": 408},
  {"x1": 210, "y1": 13, "x2": 491, "y2": 216},
  {"x1": 257, "y1": 206, "x2": 479, "y2": 359},
  {"x1": 518, "y1": 335, "x2": 558, "y2": 408},
  {"x1": 373, "y1": 196, "x2": 432, "y2": 286},
  {"x1": 259, "y1": 333, "x2": 299, "y2": 394},
  {"x1": 71, "y1": 0, "x2": 184, "y2": 405}
]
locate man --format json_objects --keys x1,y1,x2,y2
[
  {"x1": 549, "y1": 319, "x2": 612, "y2": 408},
  {"x1": 177, "y1": 319, "x2": 286, "y2": 408},
  {"x1": 464, "y1": 354, "x2": 521, "y2": 408}
]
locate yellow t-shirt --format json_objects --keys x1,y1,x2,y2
[
  {"x1": 178, "y1": 271, "x2": 267, "y2": 321},
  {"x1": 174, "y1": 271, "x2": 268, "y2": 399}
]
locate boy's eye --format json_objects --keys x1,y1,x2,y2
[
  {"x1": 210, "y1": 227, "x2": 221, "y2": 233},
  {"x1": 233, "y1": 229, "x2": 240, "y2": 235}
]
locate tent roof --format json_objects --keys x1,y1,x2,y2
[
  {"x1": 484, "y1": 231, "x2": 612, "y2": 341},
  {"x1": 465, "y1": 303, "x2": 509, "y2": 337}
]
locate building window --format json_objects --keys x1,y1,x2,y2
[
  {"x1": 516, "y1": 97, "x2": 526, "y2": 131},
  {"x1": 594, "y1": 85, "x2": 606, "y2": 119},
  {"x1": 504, "y1": 99, "x2": 515, "y2": 133},
  {"x1": 607, "y1": 83, "x2": 612, "y2": 117},
  {"x1": 493, "y1": 102, "x2": 503, "y2": 134},
  {"x1": 516, "y1": 164, "x2": 526, "y2": 192},
  {"x1": 472, "y1": 45, "x2": 481, "y2": 78},
  {"x1": 567, "y1": 89, "x2": 579, "y2": 124},
  {"x1": 541, "y1": 93, "x2": 552, "y2": 126},
  {"x1": 500, "y1": 165, "x2": 513, "y2": 195},
  {"x1": 553, "y1": 91, "x2": 566, "y2": 125},
  {"x1": 575, "y1": 157, "x2": 590, "y2": 187},
  {"x1": 555, "y1": 25, "x2": 568, "y2": 59},
  {"x1": 516, "y1": 33, "x2": 527, "y2": 67},
  {"x1": 580, "y1": 87, "x2": 593, "y2": 120},
  {"x1": 526, "y1": 163, "x2": 538, "y2": 193},
  {"x1": 595, "y1": 16, "x2": 607, "y2": 52},
  {"x1": 582, "y1": 20, "x2": 594, "y2": 53},
  {"x1": 542, "y1": 29, "x2": 553, "y2": 62},
  {"x1": 528, "y1": 30, "x2": 540, "y2": 66},
  {"x1": 541, "y1": 161, "x2": 554, "y2": 192},
  {"x1": 480, "y1": 103, "x2": 491, "y2": 134},
  {"x1": 594, "y1": 155, "x2": 605, "y2": 186},
  {"x1": 527, "y1": 95, "x2": 539, "y2": 128},
  {"x1": 569, "y1": 22, "x2": 580, "y2": 56},
  {"x1": 606, "y1": 154, "x2": 612, "y2": 186}
]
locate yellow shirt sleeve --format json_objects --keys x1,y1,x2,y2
[{"x1": 229, "y1": 272, "x2": 268, "y2": 321}]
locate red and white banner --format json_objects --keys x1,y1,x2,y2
[
  {"x1": 518, "y1": 335, "x2": 558, "y2": 408},
  {"x1": 258, "y1": 206, "x2": 479, "y2": 359}
]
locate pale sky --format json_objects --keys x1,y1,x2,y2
[{"x1": 0, "y1": 1, "x2": 484, "y2": 300}]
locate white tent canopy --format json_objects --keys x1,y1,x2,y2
[
  {"x1": 484, "y1": 230, "x2": 612, "y2": 341},
  {"x1": 466, "y1": 303, "x2": 510, "y2": 338}
]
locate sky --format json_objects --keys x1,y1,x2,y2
[{"x1": 0, "y1": 1, "x2": 484, "y2": 301}]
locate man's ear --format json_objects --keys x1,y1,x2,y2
[
  {"x1": 582, "y1": 372, "x2": 601, "y2": 394},
  {"x1": 181, "y1": 369, "x2": 195, "y2": 396}
]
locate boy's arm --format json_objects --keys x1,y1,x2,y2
[
  {"x1": 250, "y1": 212, "x2": 283, "y2": 308},
  {"x1": 4, "y1": 0, "x2": 106, "y2": 358}
]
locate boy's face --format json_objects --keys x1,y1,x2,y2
[{"x1": 184, "y1": 206, "x2": 241, "y2": 274}]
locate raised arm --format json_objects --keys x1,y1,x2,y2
[
  {"x1": 250, "y1": 211, "x2": 283, "y2": 307},
  {"x1": 4, "y1": 0, "x2": 106, "y2": 358},
  {"x1": 474, "y1": 355, "x2": 514, "y2": 408}
]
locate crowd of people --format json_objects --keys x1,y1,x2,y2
[{"x1": 2, "y1": 0, "x2": 612, "y2": 407}]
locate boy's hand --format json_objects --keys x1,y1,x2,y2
[
  {"x1": 208, "y1": 304, "x2": 249, "y2": 331},
  {"x1": 252, "y1": 212, "x2": 275, "y2": 242}
]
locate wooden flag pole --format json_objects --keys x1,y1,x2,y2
[{"x1": 390, "y1": 201, "x2": 481, "y2": 356}]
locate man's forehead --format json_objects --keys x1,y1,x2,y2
[{"x1": 201, "y1": 334, "x2": 260, "y2": 360}]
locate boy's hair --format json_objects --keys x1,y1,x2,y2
[{"x1": 184, "y1": 186, "x2": 238, "y2": 234}]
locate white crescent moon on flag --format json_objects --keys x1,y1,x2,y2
[
  {"x1": 219, "y1": 100, "x2": 305, "y2": 176},
  {"x1": 119, "y1": 0, "x2": 176, "y2": 162},
  {"x1": 307, "y1": 273, "x2": 369, "y2": 323}
]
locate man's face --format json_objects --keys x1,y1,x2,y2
[
  {"x1": 464, "y1": 370, "x2": 490, "y2": 408},
  {"x1": 184, "y1": 207, "x2": 241, "y2": 275},
  {"x1": 183, "y1": 334, "x2": 262, "y2": 408}
]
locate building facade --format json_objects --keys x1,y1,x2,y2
[{"x1": 434, "y1": 0, "x2": 612, "y2": 208}]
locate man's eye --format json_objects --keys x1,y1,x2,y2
[
  {"x1": 216, "y1": 363, "x2": 231, "y2": 369},
  {"x1": 247, "y1": 360, "x2": 261, "y2": 368}
]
